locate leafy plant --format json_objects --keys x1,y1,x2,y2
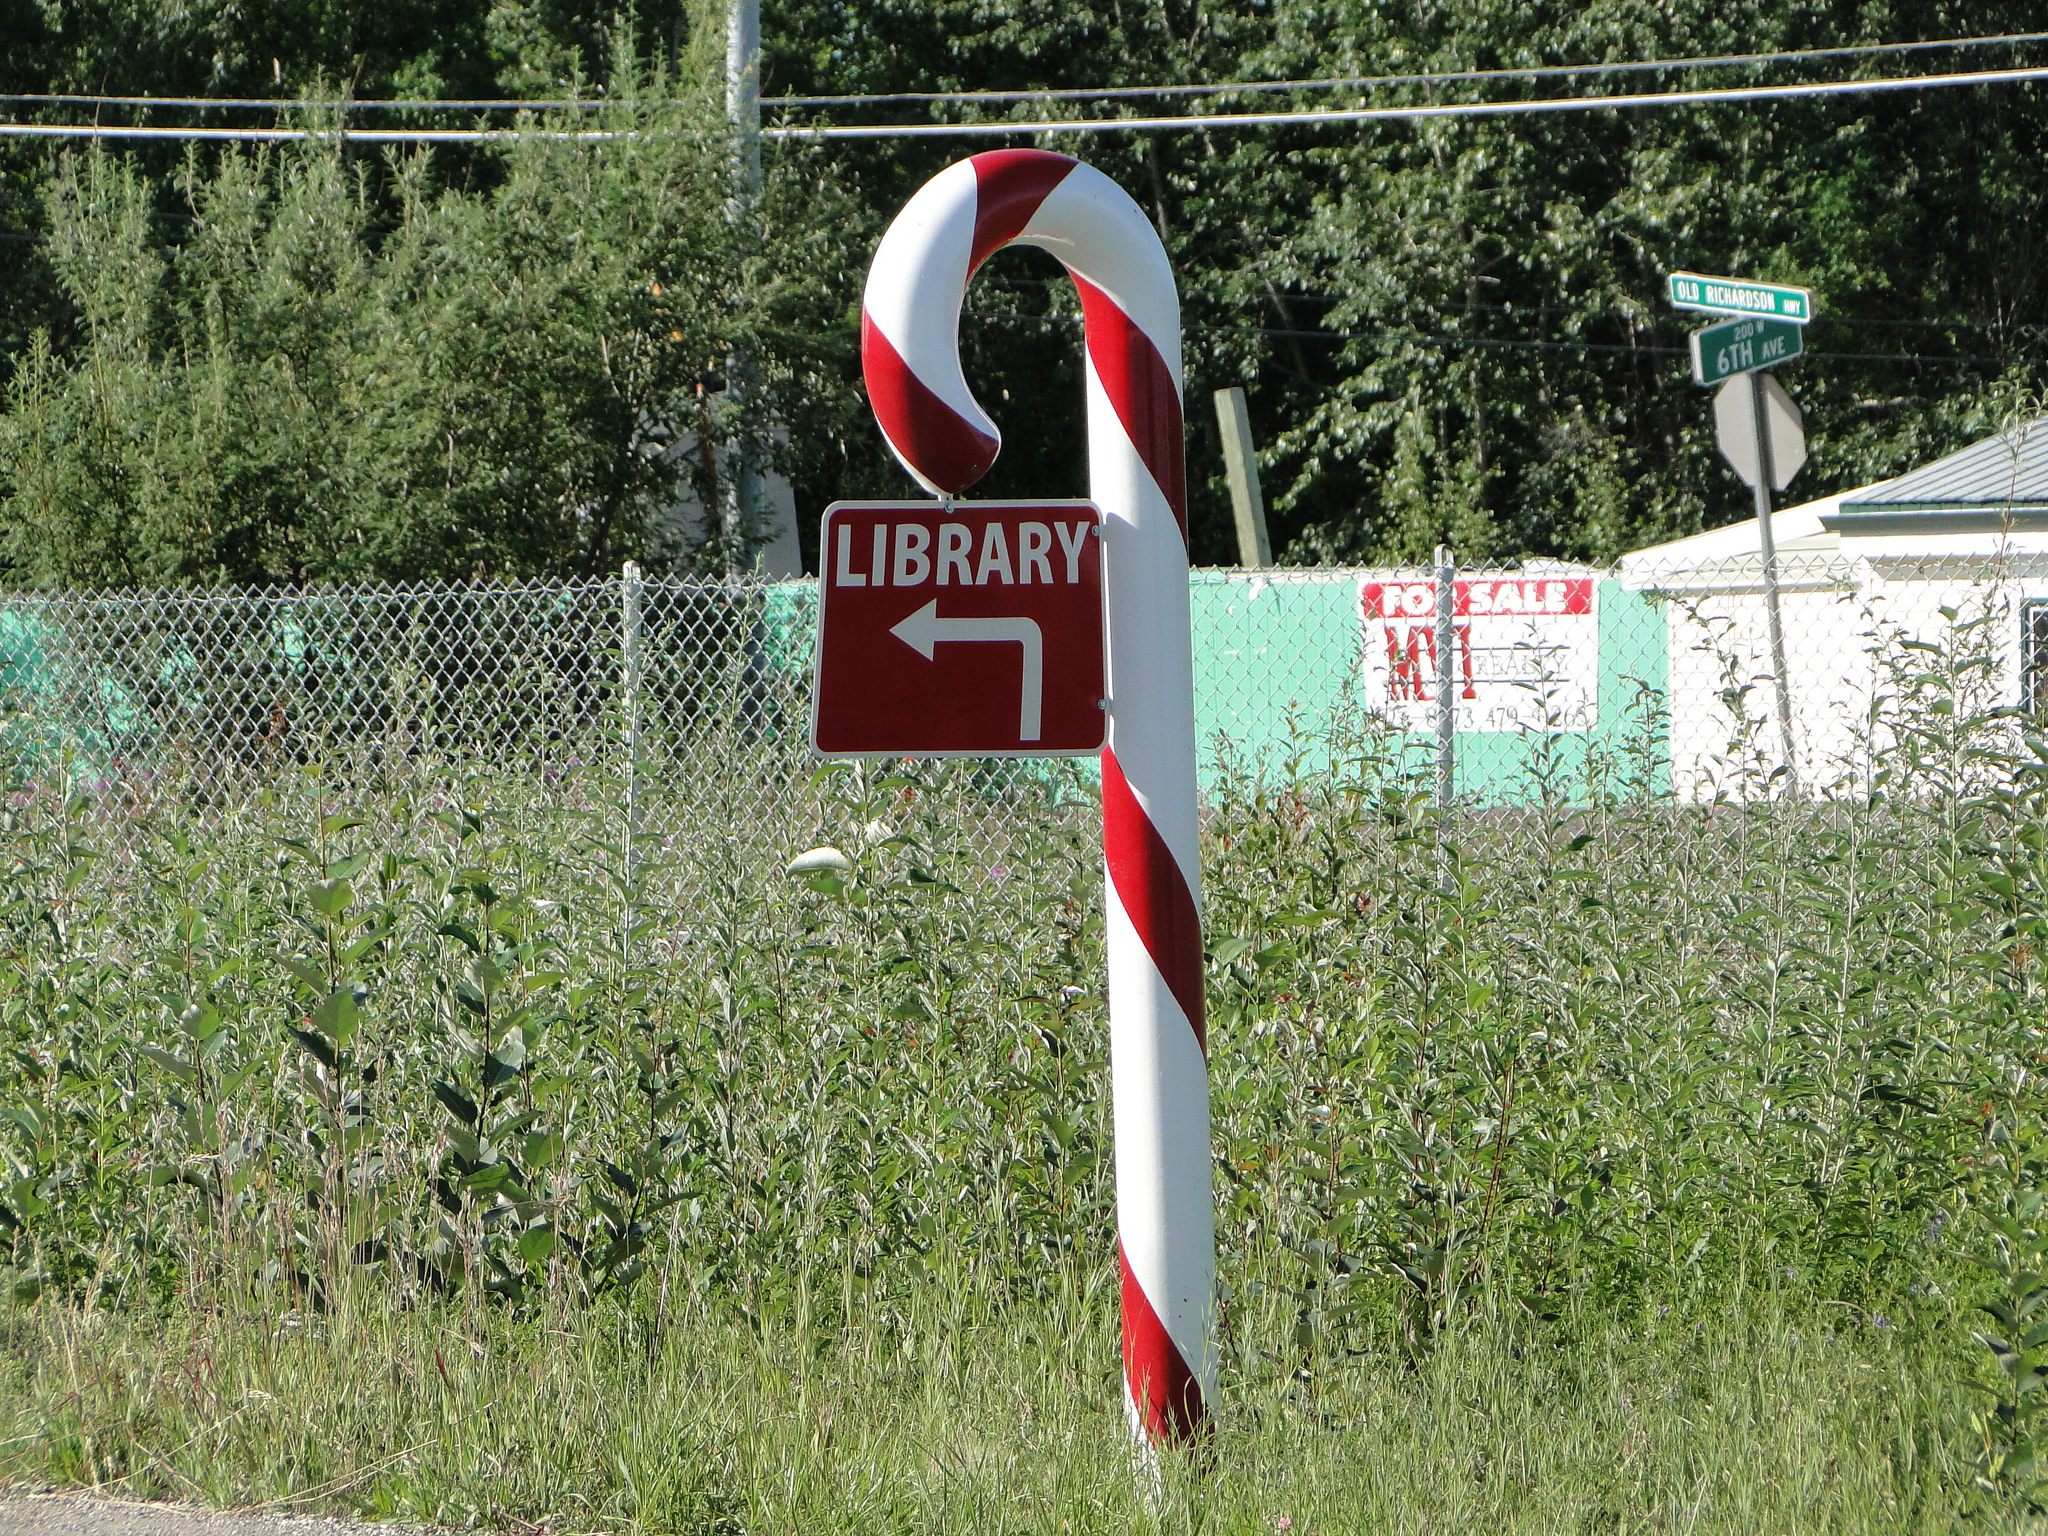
[{"x1": 1971, "y1": 1191, "x2": 2048, "y2": 1517}]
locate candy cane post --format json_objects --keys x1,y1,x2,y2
[{"x1": 861, "y1": 150, "x2": 1215, "y2": 1447}]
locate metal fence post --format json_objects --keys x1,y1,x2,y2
[
  {"x1": 1434, "y1": 544, "x2": 1456, "y2": 889},
  {"x1": 621, "y1": 560, "x2": 644, "y2": 890},
  {"x1": 1434, "y1": 544, "x2": 1457, "y2": 809}
]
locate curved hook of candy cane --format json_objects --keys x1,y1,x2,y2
[{"x1": 860, "y1": 149, "x2": 1183, "y2": 499}]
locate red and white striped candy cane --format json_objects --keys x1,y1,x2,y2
[{"x1": 862, "y1": 150, "x2": 1215, "y2": 1447}]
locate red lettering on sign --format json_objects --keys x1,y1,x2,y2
[{"x1": 1363, "y1": 576, "x2": 1594, "y2": 619}]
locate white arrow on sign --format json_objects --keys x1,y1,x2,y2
[{"x1": 890, "y1": 600, "x2": 1047, "y2": 742}]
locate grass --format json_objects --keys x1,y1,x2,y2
[
  {"x1": 4, "y1": 603, "x2": 2047, "y2": 1526},
  {"x1": 1, "y1": 1272, "x2": 1979, "y2": 1534}
]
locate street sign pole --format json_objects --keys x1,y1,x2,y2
[
  {"x1": 1746, "y1": 372, "x2": 1801, "y2": 796},
  {"x1": 1673, "y1": 266, "x2": 1811, "y2": 794}
]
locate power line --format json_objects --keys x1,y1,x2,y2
[
  {"x1": 0, "y1": 220, "x2": 2011, "y2": 356},
  {"x1": 769, "y1": 30, "x2": 2048, "y2": 108},
  {"x1": 0, "y1": 228, "x2": 2005, "y2": 365},
  {"x1": 0, "y1": 94, "x2": 605, "y2": 112},
  {"x1": 982, "y1": 309, "x2": 2011, "y2": 366},
  {"x1": 7, "y1": 61, "x2": 2048, "y2": 144},
  {"x1": 771, "y1": 63, "x2": 2048, "y2": 138},
  {"x1": 0, "y1": 123, "x2": 517, "y2": 143},
  {"x1": 993, "y1": 272, "x2": 2017, "y2": 334},
  {"x1": 3, "y1": 30, "x2": 2044, "y2": 118}
]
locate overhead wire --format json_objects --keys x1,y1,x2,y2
[
  {"x1": 770, "y1": 29, "x2": 2048, "y2": 108},
  {"x1": 768, "y1": 63, "x2": 2048, "y2": 139},
  {"x1": 0, "y1": 93, "x2": 606, "y2": 112},
  {"x1": 0, "y1": 39, "x2": 2037, "y2": 367},
  {"x1": 5, "y1": 61, "x2": 2048, "y2": 143},
  {"x1": 979, "y1": 309, "x2": 2011, "y2": 368},
  {"x1": 1, "y1": 29, "x2": 2044, "y2": 117}
]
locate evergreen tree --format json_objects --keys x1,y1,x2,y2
[{"x1": 0, "y1": 64, "x2": 857, "y2": 585}]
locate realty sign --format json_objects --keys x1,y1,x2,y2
[
  {"x1": 1361, "y1": 573, "x2": 1600, "y2": 734},
  {"x1": 811, "y1": 501, "x2": 1107, "y2": 756}
]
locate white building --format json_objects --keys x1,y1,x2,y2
[
  {"x1": 1619, "y1": 420, "x2": 2048, "y2": 800},
  {"x1": 651, "y1": 426, "x2": 804, "y2": 578}
]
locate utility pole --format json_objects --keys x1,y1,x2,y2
[
  {"x1": 725, "y1": 0, "x2": 763, "y2": 567},
  {"x1": 1211, "y1": 387, "x2": 1272, "y2": 568}
]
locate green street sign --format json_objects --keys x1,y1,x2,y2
[
  {"x1": 1668, "y1": 271, "x2": 1813, "y2": 325},
  {"x1": 1689, "y1": 314, "x2": 1804, "y2": 387}
]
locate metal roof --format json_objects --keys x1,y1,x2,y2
[{"x1": 1839, "y1": 416, "x2": 2048, "y2": 512}]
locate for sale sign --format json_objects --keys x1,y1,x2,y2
[
  {"x1": 1361, "y1": 573, "x2": 1599, "y2": 733},
  {"x1": 811, "y1": 501, "x2": 1107, "y2": 757}
]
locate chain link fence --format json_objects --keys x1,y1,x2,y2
[{"x1": 4, "y1": 549, "x2": 2044, "y2": 891}]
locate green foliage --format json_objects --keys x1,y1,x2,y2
[
  {"x1": 0, "y1": 0, "x2": 684, "y2": 423},
  {"x1": 0, "y1": 1285, "x2": 1980, "y2": 1531},
  {"x1": 6, "y1": 4, "x2": 2048, "y2": 571},
  {"x1": 1971, "y1": 1191, "x2": 2048, "y2": 1517},
  {"x1": 1248, "y1": 1, "x2": 2048, "y2": 563},
  {"x1": 0, "y1": 76, "x2": 785, "y2": 585},
  {"x1": 0, "y1": 601, "x2": 2041, "y2": 1520},
  {"x1": 0, "y1": 13, "x2": 868, "y2": 589},
  {"x1": 750, "y1": 1, "x2": 2048, "y2": 565},
  {"x1": 0, "y1": 625, "x2": 2041, "y2": 1354},
  {"x1": 2, "y1": 0, "x2": 656, "y2": 109}
]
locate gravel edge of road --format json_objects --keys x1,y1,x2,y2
[{"x1": 0, "y1": 1491, "x2": 450, "y2": 1536}]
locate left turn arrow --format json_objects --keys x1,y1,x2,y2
[{"x1": 889, "y1": 600, "x2": 1047, "y2": 742}]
